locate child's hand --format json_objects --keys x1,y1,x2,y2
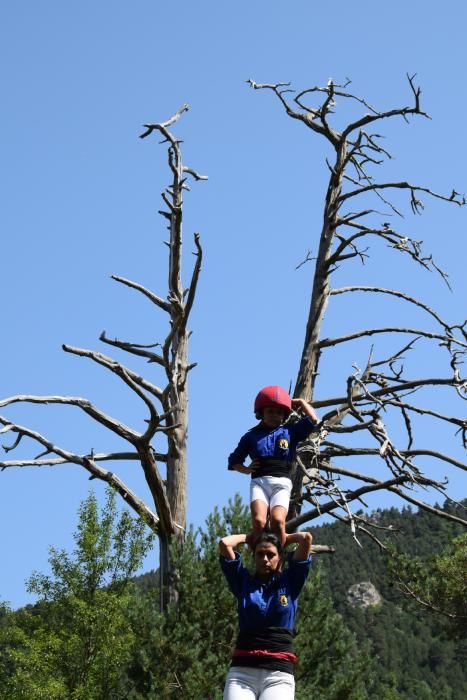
[
  {"x1": 291, "y1": 398, "x2": 320, "y2": 424},
  {"x1": 232, "y1": 460, "x2": 261, "y2": 475},
  {"x1": 232, "y1": 463, "x2": 258, "y2": 475}
]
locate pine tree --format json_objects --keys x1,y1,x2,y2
[{"x1": 0, "y1": 489, "x2": 154, "y2": 699}]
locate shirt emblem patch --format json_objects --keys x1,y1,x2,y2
[
  {"x1": 279, "y1": 594, "x2": 288, "y2": 606},
  {"x1": 279, "y1": 439, "x2": 289, "y2": 450}
]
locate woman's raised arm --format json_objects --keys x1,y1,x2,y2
[
  {"x1": 285, "y1": 531, "x2": 312, "y2": 560},
  {"x1": 219, "y1": 533, "x2": 247, "y2": 560}
]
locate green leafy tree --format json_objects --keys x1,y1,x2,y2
[
  {"x1": 388, "y1": 532, "x2": 467, "y2": 638},
  {"x1": 0, "y1": 488, "x2": 154, "y2": 699}
]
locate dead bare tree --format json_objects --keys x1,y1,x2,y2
[
  {"x1": 249, "y1": 76, "x2": 467, "y2": 545},
  {"x1": 0, "y1": 105, "x2": 206, "y2": 610}
]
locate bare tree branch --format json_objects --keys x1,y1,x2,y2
[
  {"x1": 98, "y1": 333, "x2": 166, "y2": 369},
  {"x1": 321, "y1": 445, "x2": 467, "y2": 473},
  {"x1": 313, "y1": 377, "x2": 466, "y2": 412},
  {"x1": 247, "y1": 79, "x2": 340, "y2": 144},
  {"x1": 318, "y1": 327, "x2": 467, "y2": 350},
  {"x1": 182, "y1": 166, "x2": 208, "y2": 181},
  {"x1": 397, "y1": 580, "x2": 466, "y2": 620},
  {"x1": 0, "y1": 450, "x2": 168, "y2": 469},
  {"x1": 287, "y1": 474, "x2": 415, "y2": 530},
  {"x1": 289, "y1": 460, "x2": 467, "y2": 530},
  {"x1": 181, "y1": 232, "x2": 202, "y2": 331},
  {"x1": 82, "y1": 456, "x2": 161, "y2": 533},
  {"x1": 63, "y1": 345, "x2": 164, "y2": 419},
  {"x1": 331, "y1": 286, "x2": 453, "y2": 331},
  {"x1": 331, "y1": 220, "x2": 453, "y2": 287},
  {"x1": 0, "y1": 396, "x2": 139, "y2": 443},
  {"x1": 139, "y1": 103, "x2": 190, "y2": 139},
  {"x1": 339, "y1": 181, "x2": 465, "y2": 209},
  {"x1": 111, "y1": 274, "x2": 171, "y2": 313},
  {"x1": 0, "y1": 416, "x2": 161, "y2": 530},
  {"x1": 383, "y1": 397, "x2": 466, "y2": 431},
  {"x1": 340, "y1": 74, "x2": 429, "y2": 136}
]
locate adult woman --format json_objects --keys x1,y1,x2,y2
[{"x1": 219, "y1": 530, "x2": 312, "y2": 699}]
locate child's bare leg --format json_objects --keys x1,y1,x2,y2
[
  {"x1": 270, "y1": 505, "x2": 287, "y2": 547},
  {"x1": 249, "y1": 499, "x2": 268, "y2": 545}
]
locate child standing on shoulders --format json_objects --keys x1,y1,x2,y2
[{"x1": 228, "y1": 385, "x2": 321, "y2": 547}]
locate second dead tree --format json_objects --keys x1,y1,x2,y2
[{"x1": 249, "y1": 76, "x2": 467, "y2": 545}]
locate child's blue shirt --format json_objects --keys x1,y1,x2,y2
[{"x1": 228, "y1": 416, "x2": 318, "y2": 478}]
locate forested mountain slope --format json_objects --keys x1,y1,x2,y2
[{"x1": 312, "y1": 501, "x2": 466, "y2": 699}]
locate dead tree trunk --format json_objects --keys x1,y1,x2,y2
[
  {"x1": 0, "y1": 105, "x2": 206, "y2": 610},
  {"x1": 250, "y1": 77, "x2": 467, "y2": 541}
]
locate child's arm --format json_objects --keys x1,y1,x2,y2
[
  {"x1": 228, "y1": 432, "x2": 260, "y2": 474},
  {"x1": 291, "y1": 398, "x2": 320, "y2": 425}
]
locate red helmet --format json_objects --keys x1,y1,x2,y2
[{"x1": 254, "y1": 385, "x2": 292, "y2": 416}]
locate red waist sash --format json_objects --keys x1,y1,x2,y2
[{"x1": 233, "y1": 649, "x2": 298, "y2": 664}]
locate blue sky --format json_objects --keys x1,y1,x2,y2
[{"x1": 1, "y1": 1, "x2": 466, "y2": 608}]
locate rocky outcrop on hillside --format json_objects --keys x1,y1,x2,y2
[{"x1": 347, "y1": 581, "x2": 382, "y2": 608}]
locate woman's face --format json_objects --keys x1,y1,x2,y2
[{"x1": 254, "y1": 542, "x2": 281, "y2": 579}]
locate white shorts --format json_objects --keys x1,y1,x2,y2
[
  {"x1": 250, "y1": 476, "x2": 292, "y2": 511},
  {"x1": 224, "y1": 666, "x2": 295, "y2": 699}
]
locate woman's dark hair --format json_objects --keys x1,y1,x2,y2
[{"x1": 252, "y1": 531, "x2": 283, "y2": 556}]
